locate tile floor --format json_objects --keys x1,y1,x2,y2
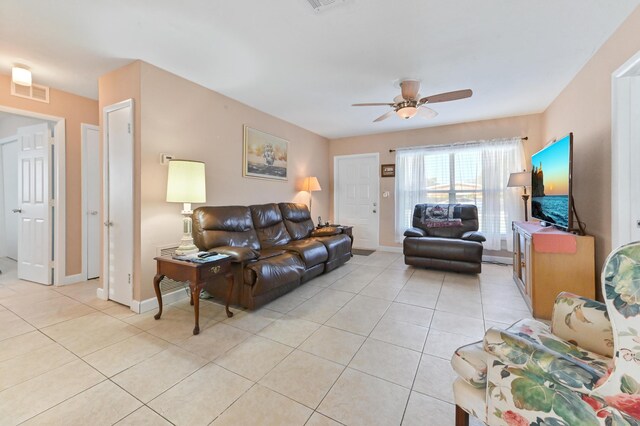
[{"x1": 0, "y1": 253, "x2": 531, "y2": 425}]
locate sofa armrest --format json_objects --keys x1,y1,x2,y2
[
  {"x1": 551, "y1": 292, "x2": 613, "y2": 358},
  {"x1": 212, "y1": 246, "x2": 259, "y2": 263},
  {"x1": 484, "y1": 327, "x2": 604, "y2": 395},
  {"x1": 461, "y1": 231, "x2": 486, "y2": 243},
  {"x1": 311, "y1": 227, "x2": 341, "y2": 237},
  {"x1": 404, "y1": 227, "x2": 426, "y2": 237}
]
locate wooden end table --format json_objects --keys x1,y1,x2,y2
[{"x1": 153, "y1": 255, "x2": 234, "y2": 335}]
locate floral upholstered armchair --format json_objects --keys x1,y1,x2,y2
[{"x1": 451, "y1": 241, "x2": 640, "y2": 425}]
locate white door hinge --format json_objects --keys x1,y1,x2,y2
[
  {"x1": 128, "y1": 274, "x2": 131, "y2": 284},
  {"x1": 127, "y1": 123, "x2": 131, "y2": 134}
]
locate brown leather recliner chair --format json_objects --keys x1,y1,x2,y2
[{"x1": 403, "y1": 204, "x2": 485, "y2": 274}]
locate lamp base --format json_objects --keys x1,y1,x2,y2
[
  {"x1": 175, "y1": 209, "x2": 199, "y2": 256},
  {"x1": 522, "y1": 194, "x2": 530, "y2": 222}
]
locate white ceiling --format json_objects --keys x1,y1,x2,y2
[{"x1": 0, "y1": 1, "x2": 638, "y2": 139}]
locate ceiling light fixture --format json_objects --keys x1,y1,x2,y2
[
  {"x1": 12, "y1": 64, "x2": 32, "y2": 86},
  {"x1": 396, "y1": 106, "x2": 417, "y2": 120}
]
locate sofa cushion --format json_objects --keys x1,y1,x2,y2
[
  {"x1": 250, "y1": 203, "x2": 292, "y2": 248},
  {"x1": 313, "y1": 234, "x2": 351, "y2": 261},
  {"x1": 244, "y1": 253, "x2": 305, "y2": 296},
  {"x1": 193, "y1": 206, "x2": 261, "y2": 251},
  {"x1": 257, "y1": 248, "x2": 286, "y2": 261},
  {"x1": 279, "y1": 203, "x2": 315, "y2": 240},
  {"x1": 451, "y1": 341, "x2": 487, "y2": 389},
  {"x1": 282, "y1": 239, "x2": 328, "y2": 268}
]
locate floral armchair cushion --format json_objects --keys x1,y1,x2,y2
[{"x1": 452, "y1": 241, "x2": 640, "y2": 425}]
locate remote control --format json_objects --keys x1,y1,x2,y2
[{"x1": 198, "y1": 252, "x2": 218, "y2": 258}]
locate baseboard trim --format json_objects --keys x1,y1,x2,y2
[
  {"x1": 58, "y1": 273, "x2": 83, "y2": 286},
  {"x1": 132, "y1": 288, "x2": 189, "y2": 314},
  {"x1": 483, "y1": 255, "x2": 513, "y2": 265},
  {"x1": 377, "y1": 245, "x2": 403, "y2": 253}
]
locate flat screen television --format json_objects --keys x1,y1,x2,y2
[{"x1": 531, "y1": 133, "x2": 573, "y2": 231}]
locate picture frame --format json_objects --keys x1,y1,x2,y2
[
  {"x1": 381, "y1": 163, "x2": 395, "y2": 177},
  {"x1": 243, "y1": 125, "x2": 289, "y2": 181}
]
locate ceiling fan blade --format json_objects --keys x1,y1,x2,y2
[
  {"x1": 400, "y1": 80, "x2": 421, "y2": 100},
  {"x1": 352, "y1": 102, "x2": 395, "y2": 107},
  {"x1": 373, "y1": 110, "x2": 395, "y2": 122},
  {"x1": 417, "y1": 106, "x2": 438, "y2": 119},
  {"x1": 419, "y1": 89, "x2": 473, "y2": 104}
]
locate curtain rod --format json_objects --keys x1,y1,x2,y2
[{"x1": 388, "y1": 136, "x2": 528, "y2": 153}]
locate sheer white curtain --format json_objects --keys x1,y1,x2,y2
[
  {"x1": 395, "y1": 148, "x2": 426, "y2": 242},
  {"x1": 480, "y1": 138, "x2": 525, "y2": 250},
  {"x1": 394, "y1": 138, "x2": 525, "y2": 249}
]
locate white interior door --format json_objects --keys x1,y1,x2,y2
[
  {"x1": 334, "y1": 154, "x2": 379, "y2": 249},
  {"x1": 2, "y1": 139, "x2": 19, "y2": 259},
  {"x1": 104, "y1": 101, "x2": 134, "y2": 306},
  {"x1": 17, "y1": 123, "x2": 52, "y2": 284},
  {"x1": 83, "y1": 125, "x2": 101, "y2": 279}
]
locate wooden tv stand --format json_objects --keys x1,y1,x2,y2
[{"x1": 512, "y1": 221, "x2": 595, "y2": 320}]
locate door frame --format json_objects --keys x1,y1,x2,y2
[
  {"x1": 612, "y1": 48, "x2": 640, "y2": 249},
  {"x1": 81, "y1": 123, "x2": 100, "y2": 280},
  {"x1": 0, "y1": 106, "x2": 67, "y2": 285},
  {"x1": 99, "y1": 99, "x2": 134, "y2": 304},
  {"x1": 0, "y1": 135, "x2": 18, "y2": 259},
  {"x1": 333, "y1": 152, "x2": 380, "y2": 249}
]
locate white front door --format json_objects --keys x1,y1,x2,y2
[
  {"x1": 334, "y1": 154, "x2": 379, "y2": 249},
  {"x1": 83, "y1": 125, "x2": 101, "y2": 279},
  {"x1": 103, "y1": 100, "x2": 134, "y2": 306},
  {"x1": 17, "y1": 123, "x2": 52, "y2": 284},
  {"x1": 2, "y1": 139, "x2": 19, "y2": 260}
]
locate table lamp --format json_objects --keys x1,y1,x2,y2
[
  {"x1": 304, "y1": 176, "x2": 321, "y2": 218},
  {"x1": 507, "y1": 171, "x2": 532, "y2": 221},
  {"x1": 166, "y1": 160, "x2": 206, "y2": 255}
]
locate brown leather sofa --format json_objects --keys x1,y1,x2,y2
[
  {"x1": 403, "y1": 204, "x2": 485, "y2": 274},
  {"x1": 192, "y1": 202, "x2": 352, "y2": 309}
]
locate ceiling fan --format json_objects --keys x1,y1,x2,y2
[{"x1": 352, "y1": 79, "x2": 473, "y2": 122}]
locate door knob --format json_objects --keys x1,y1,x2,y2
[
  {"x1": 12, "y1": 209, "x2": 22, "y2": 213},
  {"x1": 104, "y1": 221, "x2": 113, "y2": 227},
  {"x1": 89, "y1": 211, "x2": 98, "y2": 215},
  {"x1": 373, "y1": 210, "x2": 377, "y2": 213}
]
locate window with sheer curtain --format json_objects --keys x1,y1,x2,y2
[{"x1": 394, "y1": 138, "x2": 525, "y2": 250}]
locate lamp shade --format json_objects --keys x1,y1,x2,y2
[
  {"x1": 166, "y1": 160, "x2": 206, "y2": 203},
  {"x1": 304, "y1": 176, "x2": 321, "y2": 192},
  {"x1": 507, "y1": 171, "x2": 531, "y2": 188},
  {"x1": 12, "y1": 65, "x2": 32, "y2": 86}
]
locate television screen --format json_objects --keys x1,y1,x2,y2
[{"x1": 531, "y1": 133, "x2": 572, "y2": 230}]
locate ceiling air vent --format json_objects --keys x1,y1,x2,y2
[
  {"x1": 306, "y1": 0, "x2": 344, "y2": 13},
  {"x1": 10, "y1": 82, "x2": 50, "y2": 103}
]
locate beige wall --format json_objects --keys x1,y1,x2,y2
[
  {"x1": 542, "y1": 6, "x2": 640, "y2": 276},
  {"x1": 0, "y1": 74, "x2": 98, "y2": 276},
  {"x1": 100, "y1": 61, "x2": 331, "y2": 302},
  {"x1": 329, "y1": 114, "x2": 543, "y2": 249}
]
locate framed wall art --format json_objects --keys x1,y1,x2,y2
[
  {"x1": 243, "y1": 126, "x2": 288, "y2": 181},
  {"x1": 381, "y1": 163, "x2": 395, "y2": 177}
]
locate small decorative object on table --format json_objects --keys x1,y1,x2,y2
[{"x1": 153, "y1": 253, "x2": 233, "y2": 335}]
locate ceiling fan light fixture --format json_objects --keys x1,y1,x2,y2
[
  {"x1": 12, "y1": 64, "x2": 32, "y2": 86},
  {"x1": 396, "y1": 106, "x2": 417, "y2": 120}
]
